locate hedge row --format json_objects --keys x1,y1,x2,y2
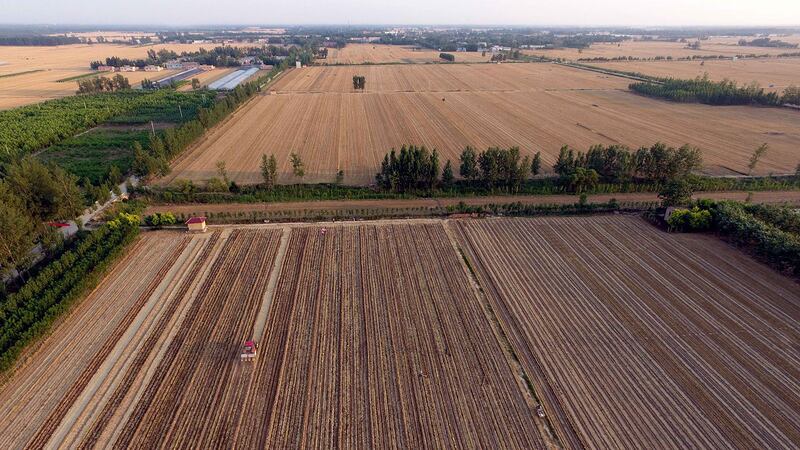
[
  {"x1": 0, "y1": 213, "x2": 140, "y2": 373},
  {"x1": 712, "y1": 201, "x2": 800, "y2": 276}
]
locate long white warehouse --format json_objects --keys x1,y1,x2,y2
[{"x1": 208, "y1": 67, "x2": 260, "y2": 90}]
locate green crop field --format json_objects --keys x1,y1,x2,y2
[{"x1": 39, "y1": 128, "x2": 157, "y2": 184}]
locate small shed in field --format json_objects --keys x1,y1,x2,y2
[{"x1": 185, "y1": 216, "x2": 207, "y2": 233}]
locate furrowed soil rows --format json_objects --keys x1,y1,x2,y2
[
  {"x1": 163, "y1": 63, "x2": 800, "y2": 185},
  {"x1": 0, "y1": 232, "x2": 185, "y2": 449},
  {"x1": 115, "y1": 229, "x2": 281, "y2": 448},
  {"x1": 242, "y1": 223, "x2": 544, "y2": 448},
  {"x1": 1, "y1": 222, "x2": 552, "y2": 448},
  {"x1": 453, "y1": 215, "x2": 800, "y2": 449}
]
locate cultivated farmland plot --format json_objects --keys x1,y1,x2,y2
[
  {"x1": 0, "y1": 42, "x2": 248, "y2": 109},
  {"x1": 593, "y1": 57, "x2": 800, "y2": 92},
  {"x1": 323, "y1": 43, "x2": 491, "y2": 64},
  {"x1": 0, "y1": 222, "x2": 549, "y2": 448},
  {"x1": 164, "y1": 63, "x2": 800, "y2": 185},
  {"x1": 524, "y1": 35, "x2": 800, "y2": 60},
  {"x1": 453, "y1": 215, "x2": 800, "y2": 449}
]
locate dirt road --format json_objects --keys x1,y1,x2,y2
[{"x1": 145, "y1": 190, "x2": 800, "y2": 218}]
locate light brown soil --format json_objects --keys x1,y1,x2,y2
[
  {"x1": 161, "y1": 63, "x2": 800, "y2": 186},
  {"x1": 0, "y1": 43, "x2": 250, "y2": 109},
  {"x1": 324, "y1": 43, "x2": 490, "y2": 64},
  {"x1": 1, "y1": 223, "x2": 549, "y2": 448},
  {"x1": 526, "y1": 36, "x2": 800, "y2": 61},
  {"x1": 453, "y1": 215, "x2": 800, "y2": 448},
  {"x1": 593, "y1": 58, "x2": 800, "y2": 92},
  {"x1": 143, "y1": 190, "x2": 800, "y2": 219}
]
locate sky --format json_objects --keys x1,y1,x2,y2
[{"x1": 0, "y1": 0, "x2": 799, "y2": 27}]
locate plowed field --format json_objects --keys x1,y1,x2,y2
[
  {"x1": 0, "y1": 222, "x2": 546, "y2": 448},
  {"x1": 453, "y1": 215, "x2": 800, "y2": 449},
  {"x1": 0, "y1": 43, "x2": 246, "y2": 108}
]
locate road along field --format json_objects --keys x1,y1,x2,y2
[
  {"x1": 453, "y1": 215, "x2": 800, "y2": 449},
  {"x1": 0, "y1": 42, "x2": 244, "y2": 109},
  {"x1": 592, "y1": 57, "x2": 800, "y2": 92},
  {"x1": 163, "y1": 63, "x2": 800, "y2": 185},
  {"x1": 142, "y1": 190, "x2": 800, "y2": 221},
  {"x1": 0, "y1": 222, "x2": 548, "y2": 448},
  {"x1": 323, "y1": 43, "x2": 490, "y2": 64}
]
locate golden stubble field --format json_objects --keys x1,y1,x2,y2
[
  {"x1": 324, "y1": 43, "x2": 490, "y2": 64},
  {"x1": 593, "y1": 57, "x2": 800, "y2": 92},
  {"x1": 164, "y1": 63, "x2": 800, "y2": 186},
  {"x1": 0, "y1": 43, "x2": 244, "y2": 109},
  {"x1": 525, "y1": 35, "x2": 800, "y2": 60}
]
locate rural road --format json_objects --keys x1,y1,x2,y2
[{"x1": 144, "y1": 190, "x2": 800, "y2": 217}]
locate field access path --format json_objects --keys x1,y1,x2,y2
[{"x1": 144, "y1": 189, "x2": 800, "y2": 219}]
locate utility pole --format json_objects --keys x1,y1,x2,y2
[
  {"x1": 178, "y1": 103, "x2": 183, "y2": 120},
  {"x1": 150, "y1": 120, "x2": 156, "y2": 136}
]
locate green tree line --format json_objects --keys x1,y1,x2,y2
[
  {"x1": 132, "y1": 62, "x2": 288, "y2": 179},
  {"x1": 0, "y1": 212, "x2": 140, "y2": 372},
  {"x1": 629, "y1": 75, "x2": 791, "y2": 106}
]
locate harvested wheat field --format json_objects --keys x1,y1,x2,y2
[
  {"x1": 164, "y1": 63, "x2": 800, "y2": 185},
  {"x1": 0, "y1": 42, "x2": 245, "y2": 108},
  {"x1": 453, "y1": 215, "x2": 800, "y2": 449},
  {"x1": 0, "y1": 222, "x2": 548, "y2": 448},
  {"x1": 593, "y1": 57, "x2": 800, "y2": 92},
  {"x1": 526, "y1": 38, "x2": 797, "y2": 61},
  {"x1": 324, "y1": 43, "x2": 490, "y2": 64},
  {"x1": 0, "y1": 68, "x2": 179, "y2": 108}
]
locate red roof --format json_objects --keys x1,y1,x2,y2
[
  {"x1": 47, "y1": 221, "x2": 71, "y2": 228},
  {"x1": 185, "y1": 216, "x2": 207, "y2": 225}
]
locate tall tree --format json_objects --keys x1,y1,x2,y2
[
  {"x1": 441, "y1": 160, "x2": 454, "y2": 188},
  {"x1": 459, "y1": 146, "x2": 478, "y2": 180},
  {"x1": 4, "y1": 158, "x2": 83, "y2": 222},
  {"x1": 531, "y1": 151, "x2": 542, "y2": 176},
  {"x1": 290, "y1": 152, "x2": 305, "y2": 178},
  {"x1": 216, "y1": 160, "x2": 229, "y2": 185},
  {"x1": 747, "y1": 143, "x2": 768, "y2": 175},
  {"x1": 260, "y1": 154, "x2": 278, "y2": 189},
  {"x1": 0, "y1": 197, "x2": 36, "y2": 278}
]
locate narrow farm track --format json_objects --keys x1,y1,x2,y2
[{"x1": 453, "y1": 215, "x2": 800, "y2": 450}]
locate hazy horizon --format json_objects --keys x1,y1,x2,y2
[{"x1": 1, "y1": 0, "x2": 799, "y2": 28}]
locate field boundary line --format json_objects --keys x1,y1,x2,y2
[
  {"x1": 442, "y1": 220, "x2": 560, "y2": 448},
  {"x1": 253, "y1": 226, "x2": 291, "y2": 341}
]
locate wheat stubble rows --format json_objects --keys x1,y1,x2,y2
[{"x1": 165, "y1": 63, "x2": 800, "y2": 185}]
